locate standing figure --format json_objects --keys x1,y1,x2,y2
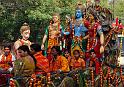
[
  {"x1": 41, "y1": 13, "x2": 61, "y2": 53},
  {"x1": 41, "y1": 13, "x2": 69, "y2": 56},
  {"x1": 71, "y1": 4, "x2": 88, "y2": 56},
  {"x1": 84, "y1": 0, "x2": 95, "y2": 14},
  {"x1": 0, "y1": 45, "x2": 15, "y2": 71},
  {"x1": 63, "y1": 15, "x2": 72, "y2": 51},
  {"x1": 86, "y1": 14, "x2": 104, "y2": 74},
  {"x1": 87, "y1": 14, "x2": 104, "y2": 58},
  {"x1": 14, "y1": 23, "x2": 31, "y2": 57}
]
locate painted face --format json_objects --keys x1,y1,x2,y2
[
  {"x1": 75, "y1": 9, "x2": 82, "y2": 19},
  {"x1": 73, "y1": 51, "x2": 80, "y2": 59},
  {"x1": 52, "y1": 15, "x2": 59, "y2": 23},
  {"x1": 21, "y1": 30, "x2": 30, "y2": 40},
  {"x1": 4, "y1": 47, "x2": 10, "y2": 56},
  {"x1": 91, "y1": 52, "x2": 96, "y2": 58}
]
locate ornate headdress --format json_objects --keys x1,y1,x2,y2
[{"x1": 20, "y1": 23, "x2": 30, "y2": 34}]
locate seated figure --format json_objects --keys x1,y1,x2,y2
[
  {"x1": 0, "y1": 45, "x2": 15, "y2": 71},
  {"x1": 49, "y1": 46, "x2": 70, "y2": 73},
  {"x1": 13, "y1": 45, "x2": 35, "y2": 86},
  {"x1": 30, "y1": 44, "x2": 50, "y2": 75},
  {"x1": 70, "y1": 50, "x2": 85, "y2": 70}
]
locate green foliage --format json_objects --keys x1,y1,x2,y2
[
  {"x1": 100, "y1": 0, "x2": 124, "y2": 23},
  {"x1": 0, "y1": 0, "x2": 123, "y2": 43}
]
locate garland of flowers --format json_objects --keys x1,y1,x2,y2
[
  {"x1": 91, "y1": 68, "x2": 94, "y2": 87},
  {"x1": 99, "y1": 66, "x2": 120, "y2": 87},
  {"x1": 87, "y1": 22, "x2": 97, "y2": 51},
  {"x1": 104, "y1": 28, "x2": 114, "y2": 48},
  {"x1": 100, "y1": 67, "x2": 103, "y2": 87},
  {"x1": 58, "y1": 22, "x2": 62, "y2": 50},
  {"x1": 120, "y1": 67, "x2": 124, "y2": 86},
  {"x1": 104, "y1": 26, "x2": 122, "y2": 48},
  {"x1": 29, "y1": 74, "x2": 36, "y2": 87},
  {"x1": 29, "y1": 78, "x2": 33, "y2": 87},
  {"x1": 48, "y1": 20, "x2": 53, "y2": 41}
]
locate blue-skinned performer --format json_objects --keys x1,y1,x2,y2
[{"x1": 71, "y1": 4, "x2": 89, "y2": 56}]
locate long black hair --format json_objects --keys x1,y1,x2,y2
[
  {"x1": 4, "y1": 45, "x2": 11, "y2": 50},
  {"x1": 30, "y1": 44, "x2": 41, "y2": 52},
  {"x1": 51, "y1": 46, "x2": 61, "y2": 55},
  {"x1": 18, "y1": 45, "x2": 37, "y2": 65}
]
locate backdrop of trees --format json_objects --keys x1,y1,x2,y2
[{"x1": 0, "y1": 0, "x2": 123, "y2": 44}]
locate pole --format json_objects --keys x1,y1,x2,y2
[{"x1": 113, "y1": 0, "x2": 114, "y2": 20}]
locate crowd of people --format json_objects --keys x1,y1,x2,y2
[
  {"x1": 0, "y1": 44, "x2": 87, "y2": 86},
  {"x1": 0, "y1": 0, "x2": 123, "y2": 86}
]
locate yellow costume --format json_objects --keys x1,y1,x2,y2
[{"x1": 50, "y1": 56, "x2": 70, "y2": 72}]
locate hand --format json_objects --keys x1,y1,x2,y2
[
  {"x1": 56, "y1": 69, "x2": 62, "y2": 74},
  {"x1": 56, "y1": 31, "x2": 60, "y2": 35},
  {"x1": 8, "y1": 67, "x2": 13, "y2": 72},
  {"x1": 41, "y1": 44, "x2": 44, "y2": 50},
  {"x1": 100, "y1": 45, "x2": 104, "y2": 53}
]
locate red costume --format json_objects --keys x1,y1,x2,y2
[
  {"x1": 84, "y1": 20, "x2": 103, "y2": 74},
  {"x1": 34, "y1": 51, "x2": 50, "y2": 74},
  {"x1": 0, "y1": 53, "x2": 13, "y2": 70}
]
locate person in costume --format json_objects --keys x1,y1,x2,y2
[
  {"x1": 85, "y1": 0, "x2": 94, "y2": 6},
  {"x1": 30, "y1": 44, "x2": 50, "y2": 74},
  {"x1": 83, "y1": 0, "x2": 95, "y2": 14},
  {"x1": 13, "y1": 45, "x2": 35, "y2": 86},
  {"x1": 41, "y1": 13, "x2": 69, "y2": 55},
  {"x1": 14, "y1": 23, "x2": 31, "y2": 58},
  {"x1": 85, "y1": 13, "x2": 104, "y2": 75},
  {"x1": 64, "y1": 49, "x2": 72, "y2": 64},
  {"x1": 49, "y1": 46, "x2": 70, "y2": 73},
  {"x1": 71, "y1": 3, "x2": 88, "y2": 56},
  {"x1": 87, "y1": 13, "x2": 104, "y2": 58},
  {"x1": 0, "y1": 45, "x2": 15, "y2": 71},
  {"x1": 70, "y1": 50, "x2": 85, "y2": 70},
  {"x1": 89, "y1": 49, "x2": 100, "y2": 75}
]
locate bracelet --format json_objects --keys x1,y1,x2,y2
[{"x1": 101, "y1": 44, "x2": 104, "y2": 46}]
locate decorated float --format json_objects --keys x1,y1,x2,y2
[{"x1": 0, "y1": 2, "x2": 124, "y2": 87}]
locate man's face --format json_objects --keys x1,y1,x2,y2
[
  {"x1": 53, "y1": 15, "x2": 59, "y2": 23},
  {"x1": 51, "y1": 48, "x2": 58, "y2": 56},
  {"x1": 21, "y1": 30, "x2": 30, "y2": 40},
  {"x1": 4, "y1": 47, "x2": 10, "y2": 56},
  {"x1": 75, "y1": 9, "x2": 82, "y2": 19}
]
